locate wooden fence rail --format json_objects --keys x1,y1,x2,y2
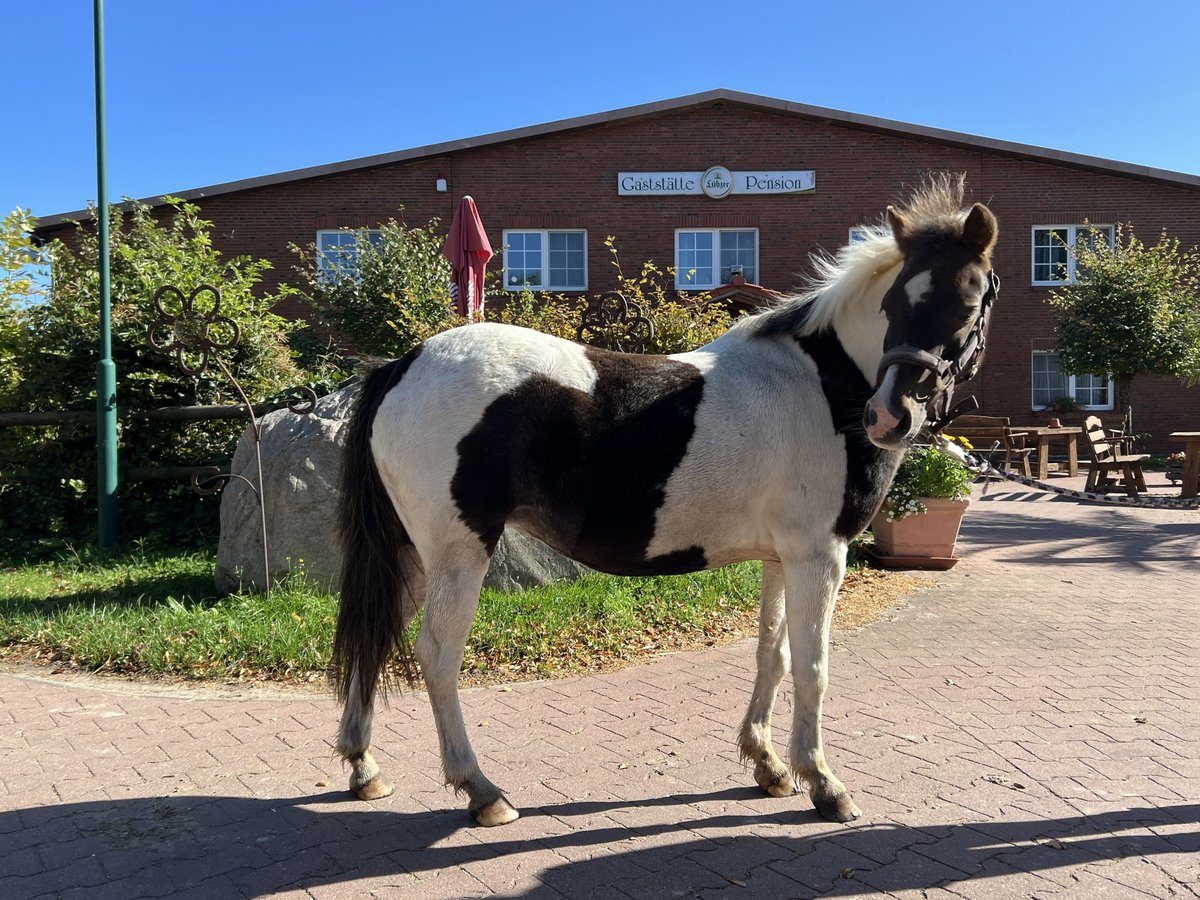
[
  {"x1": 0, "y1": 400, "x2": 293, "y2": 428},
  {"x1": 0, "y1": 401, "x2": 290, "y2": 482}
]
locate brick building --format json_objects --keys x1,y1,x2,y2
[{"x1": 38, "y1": 89, "x2": 1200, "y2": 448}]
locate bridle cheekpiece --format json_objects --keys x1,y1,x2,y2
[{"x1": 874, "y1": 270, "x2": 999, "y2": 434}]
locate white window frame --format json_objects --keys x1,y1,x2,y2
[
  {"x1": 674, "y1": 228, "x2": 759, "y2": 289},
  {"x1": 501, "y1": 229, "x2": 588, "y2": 291},
  {"x1": 1031, "y1": 224, "x2": 1114, "y2": 286},
  {"x1": 1031, "y1": 350, "x2": 1114, "y2": 411},
  {"x1": 317, "y1": 229, "x2": 382, "y2": 280}
]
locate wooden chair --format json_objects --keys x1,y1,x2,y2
[
  {"x1": 1082, "y1": 415, "x2": 1149, "y2": 496},
  {"x1": 943, "y1": 415, "x2": 1035, "y2": 476}
]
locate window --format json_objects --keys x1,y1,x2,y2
[
  {"x1": 1031, "y1": 224, "x2": 1114, "y2": 285},
  {"x1": 317, "y1": 229, "x2": 382, "y2": 280},
  {"x1": 1072, "y1": 372, "x2": 1111, "y2": 408},
  {"x1": 1031, "y1": 351, "x2": 1113, "y2": 410},
  {"x1": 502, "y1": 230, "x2": 587, "y2": 290},
  {"x1": 675, "y1": 229, "x2": 758, "y2": 288}
]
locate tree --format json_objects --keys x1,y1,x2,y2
[
  {"x1": 0, "y1": 208, "x2": 46, "y2": 400},
  {"x1": 1049, "y1": 225, "x2": 1200, "y2": 423}
]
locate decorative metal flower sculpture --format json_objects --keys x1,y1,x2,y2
[
  {"x1": 148, "y1": 284, "x2": 240, "y2": 376},
  {"x1": 145, "y1": 283, "x2": 318, "y2": 595},
  {"x1": 576, "y1": 291, "x2": 654, "y2": 353}
]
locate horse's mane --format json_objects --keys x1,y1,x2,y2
[{"x1": 739, "y1": 173, "x2": 972, "y2": 339}]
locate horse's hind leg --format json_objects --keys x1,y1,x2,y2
[
  {"x1": 737, "y1": 561, "x2": 795, "y2": 797},
  {"x1": 784, "y1": 541, "x2": 861, "y2": 823},
  {"x1": 417, "y1": 545, "x2": 518, "y2": 827},
  {"x1": 335, "y1": 546, "x2": 425, "y2": 801},
  {"x1": 337, "y1": 675, "x2": 393, "y2": 800}
]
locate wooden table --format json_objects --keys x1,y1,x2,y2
[
  {"x1": 1015, "y1": 426, "x2": 1083, "y2": 480},
  {"x1": 1169, "y1": 432, "x2": 1200, "y2": 499}
]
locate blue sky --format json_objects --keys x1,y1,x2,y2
[{"x1": 5, "y1": 1, "x2": 1200, "y2": 221}]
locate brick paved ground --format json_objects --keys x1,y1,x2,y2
[{"x1": 2, "y1": 480, "x2": 1198, "y2": 899}]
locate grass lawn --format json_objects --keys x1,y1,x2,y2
[
  {"x1": 0, "y1": 546, "x2": 768, "y2": 684},
  {"x1": 0, "y1": 543, "x2": 918, "y2": 687}
]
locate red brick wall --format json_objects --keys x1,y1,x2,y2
[{"x1": 54, "y1": 101, "x2": 1200, "y2": 451}]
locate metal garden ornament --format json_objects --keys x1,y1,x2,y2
[{"x1": 148, "y1": 284, "x2": 317, "y2": 593}]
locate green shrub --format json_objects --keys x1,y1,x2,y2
[
  {"x1": 288, "y1": 222, "x2": 736, "y2": 361},
  {"x1": 482, "y1": 241, "x2": 734, "y2": 354},
  {"x1": 1, "y1": 207, "x2": 738, "y2": 553},
  {"x1": 600, "y1": 236, "x2": 732, "y2": 353},
  {"x1": 0, "y1": 198, "x2": 314, "y2": 550},
  {"x1": 488, "y1": 289, "x2": 588, "y2": 340},
  {"x1": 286, "y1": 217, "x2": 455, "y2": 358},
  {"x1": 1, "y1": 209, "x2": 45, "y2": 400}
]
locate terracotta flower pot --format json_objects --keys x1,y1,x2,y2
[{"x1": 871, "y1": 497, "x2": 971, "y2": 563}]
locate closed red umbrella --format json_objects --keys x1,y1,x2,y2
[{"x1": 443, "y1": 195, "x2": 493, "y2": 321}]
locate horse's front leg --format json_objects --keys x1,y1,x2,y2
[
  {"x1": 783, "y1": 541, "x2": 861, "y2": 822},
  {"x1": 737, "y1": 560, "x2": 795, "y2": 797}
]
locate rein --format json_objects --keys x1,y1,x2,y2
[{"x1": 878, "y1": 271, "x2": 1000, "y2": 434}]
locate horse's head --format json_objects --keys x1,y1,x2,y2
[{"x1": 864, "y1": 201, "x2": 999, "y2": 449}]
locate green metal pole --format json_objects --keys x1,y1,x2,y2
[{"x1": 94, "y1": 0, "x2": 118, "y2": 549}]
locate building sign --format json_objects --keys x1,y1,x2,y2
[{"x1": 618, "y1": 168, "x2": 815, "y2": 198}]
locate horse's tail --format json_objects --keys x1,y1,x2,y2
[{"x1": 331, "y1": 347, "x2": 424, "y2": 706}]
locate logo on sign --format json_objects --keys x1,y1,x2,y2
[{"x1": 701, "y1": 166, "x2": 733, "y2": 199}]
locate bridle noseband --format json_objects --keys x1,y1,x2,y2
[{"x1": 874, "y1": 270, "x2": 999, "y2": 433}]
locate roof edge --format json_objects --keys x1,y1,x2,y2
[{"x1": 34, "y1": 88, "x2": 1200, "y2": 231}]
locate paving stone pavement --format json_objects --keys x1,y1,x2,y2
[{"x1": 2, "y1": 481, "x2": 1198, "y2": 899}]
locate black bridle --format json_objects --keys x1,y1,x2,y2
[{"x1": 874, "y1": 270, "x2": 999, "y2": 434}]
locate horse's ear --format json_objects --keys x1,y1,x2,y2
[
  {"x1": 962, "y1": 203, "x2": 998, "y2": 257},
  {"x1": 886, "y1": 205, "x2": 911, "y2": 248}
]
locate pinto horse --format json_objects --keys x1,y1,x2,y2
[{"x1": 331, "y1": 176, "x2": 999, "y2": 826}]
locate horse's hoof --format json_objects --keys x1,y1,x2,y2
[
  {"x1": 471, "y1": 796, "x2": 520, "y2": 827},
  {"x1": 353, "y1": 775, "x2": 394, "y2": 801},
  {"x1": 813, "y1": 791, "x2": 861, "y2": 823},
  {"x1": 755, "y1": 764, "x2": 796, "y2": 798},
  {"x1": 765, "y1": 778, "x2": 796, "y2": 798}
]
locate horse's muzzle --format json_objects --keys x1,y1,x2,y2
[
  {"x1": 864, "y1": 368, "x2": 925, "y2": 449},
  {"x1": 864, "y1": 400, "x2": 911, "y2": 448}
]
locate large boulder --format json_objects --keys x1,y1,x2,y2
[{"x1": 215, "y1": 382, "x2": 590, "y2": 594}]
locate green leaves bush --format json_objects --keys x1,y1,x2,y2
[
  {"x1": 0, "y1": 199, "x2": 318, "y2": 552},
  {"x1": 1, "y1": 209, "x2": 43, "y2": 400},
  {"x1": 288, "y1": 224, "x2": 735, "y2": 360},
  {"x1": 285, "y1": 217, "x2": 454, "y2": 359},
  {"x1": 2, "y1": 204, "x2": 740, "y2": 555}
]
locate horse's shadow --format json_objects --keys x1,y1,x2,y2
[{"x1": 3, "y1": 788, "x2": 1195, "y2": 897}]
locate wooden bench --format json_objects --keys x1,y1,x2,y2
[
  {"x1": 943, "y1": 415, "x2": 1035, "y2": 476},
  {"x1": 1083, "y1": 415, "x2": 1148, "y2": 496}
]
